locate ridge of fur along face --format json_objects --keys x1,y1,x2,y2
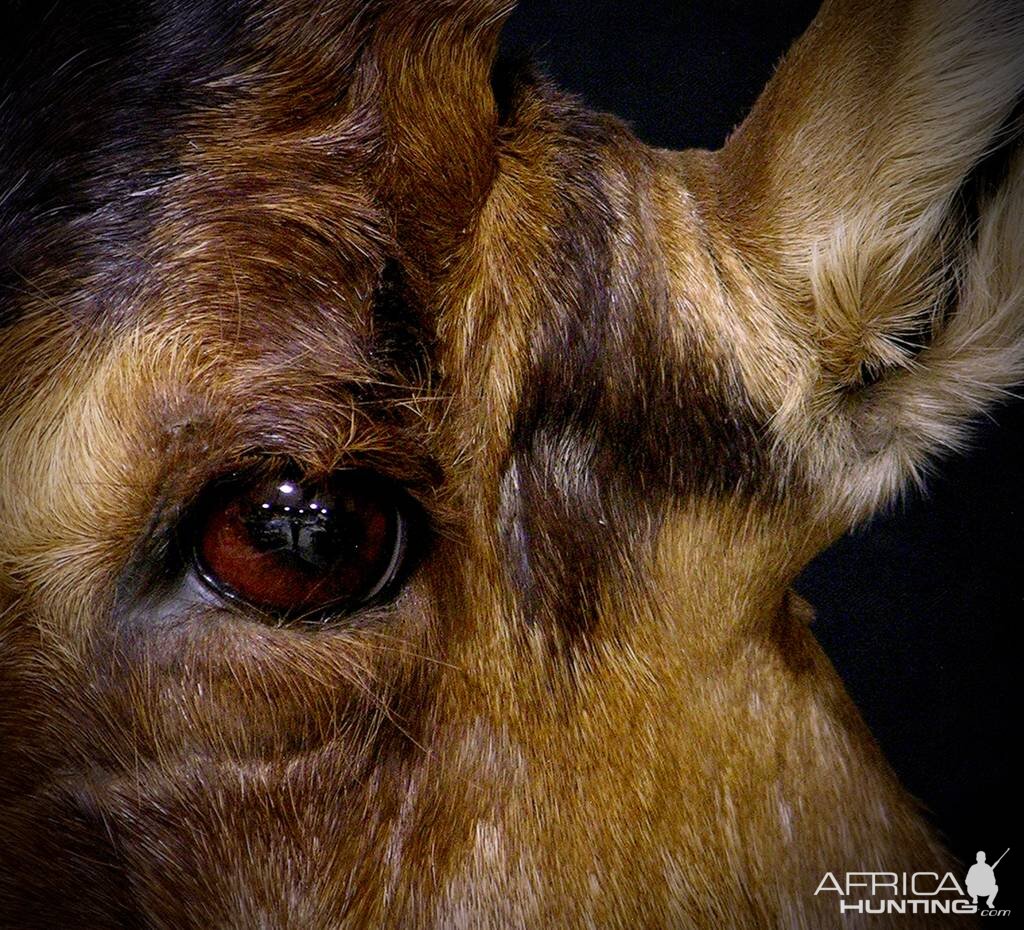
[{"x1": 0, "y1": 1, "x2": 1020, "y2": 927}]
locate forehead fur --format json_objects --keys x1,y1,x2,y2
[
  {"x1": 0, "y1": 0, "x2": 776, "y2": 495},
  {"x1": 0, "y1": 0, "x2": 501, "y2": 316}
]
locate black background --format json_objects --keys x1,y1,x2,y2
[{"x1": 502, "y1": 0, "x2": 1021, "y2": 883}]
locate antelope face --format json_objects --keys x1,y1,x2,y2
[{"x1": 1, "y1": 1, "x2": 1020, "y2": 927}]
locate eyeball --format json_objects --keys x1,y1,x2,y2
[{"x1": 192, "y1": 470, "x2": 410, "y2": 620}]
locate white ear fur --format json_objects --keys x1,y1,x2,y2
[
  {"x1": 726, "y1": 0, "x2": 1024, "y2": 525},
  {"x1": 798, "y1": 148, "x2": 1024, "y2": 524}
]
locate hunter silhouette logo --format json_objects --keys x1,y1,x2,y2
[{"x1": 966, "y1": 849, "x2": 1008, "y2": 908}]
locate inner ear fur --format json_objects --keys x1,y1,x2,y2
[{"x1": 716, "y1": 0, "x2": 1024, "y2": 525}]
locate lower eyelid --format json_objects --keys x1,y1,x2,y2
[{"x1": 122, "y1": 568, "x2": 234, "y2": 632}]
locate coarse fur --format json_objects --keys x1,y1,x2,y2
[{"x1": 0, "y1": 1, "x2": 1020, "y2": 927}]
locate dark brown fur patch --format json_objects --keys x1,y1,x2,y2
[
  {"x1": 498, "y1": 77, "x2": 771, "y2": 644},
  {"x1": 0, "y1": 1, "x2": 259, "y2": 326}
]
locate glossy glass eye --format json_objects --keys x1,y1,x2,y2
[{"x1": 193, "y1": 471, "x2": 409, "y2": 619}]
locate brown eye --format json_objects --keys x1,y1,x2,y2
[{"x1": 193, "y1": 471, "x2": 409, "y2": 619}]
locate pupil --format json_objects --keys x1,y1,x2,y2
[{"x1": 240, "y1": 477, "x2": 379, "y2": 574}]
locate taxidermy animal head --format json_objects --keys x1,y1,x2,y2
[{"x1": 1, "y1": 0, "x2": 1021, "y2": 926}]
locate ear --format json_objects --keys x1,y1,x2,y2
[
  {"x1": 360, "y1": 0, "x2": 515, "y2": 277},
  {"x1": 716, "y1": 0, "x2": 1024, "y2": 525}
]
